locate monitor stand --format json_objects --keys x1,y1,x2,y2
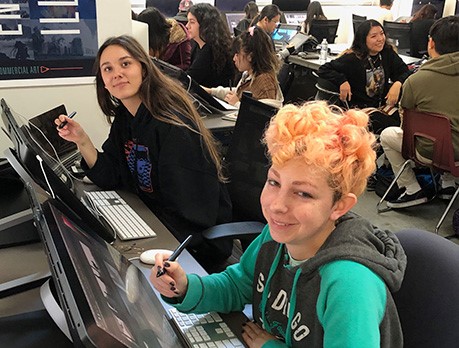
[
  {"x1": 0, "y1": 152, "x2": 38, "y2": 247},
  {"x1": 40, "y1": 279, "x2": 72, "y2": 342}
]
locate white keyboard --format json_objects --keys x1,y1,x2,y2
[
  {"x1": 84, "y1": 190, "x2": 157, "y2": 240},
  {"x1": 169, "y1": 308, "x2": 245, "y2": 348}
]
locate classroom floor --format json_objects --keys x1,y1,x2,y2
[{"x1": 352, "y1": 187, "x2": 459, "y2": 244}]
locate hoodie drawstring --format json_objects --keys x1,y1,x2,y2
[{"x1": 260, "y1": 244, "x2": 302, "y2": 346}]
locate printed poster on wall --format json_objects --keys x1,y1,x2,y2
[{"x1": 0, "y1": 0, "x2": 98, "y2": 82}]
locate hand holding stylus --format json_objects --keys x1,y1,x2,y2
[{"x1": 149, "y1": 235, "x2": 192, "y2": 298}]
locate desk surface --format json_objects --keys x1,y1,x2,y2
[
  {"x1": 202, "y1": 112, "x2": 236, "y2": 132},
  {"x1": 0, "y1": 186, "x2": 248, "y2": 347},
  {"x1": 289, "y1": 52, "x2": 421, "y2": 71}
]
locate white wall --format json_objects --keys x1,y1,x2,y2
[{"x1": 0, "y1": 0, "x2": 142, "y2": 155}]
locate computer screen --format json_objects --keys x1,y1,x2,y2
[
  {"x1": 31, "y1": 190, "x2": 182, "y2": 347},
  {"x1": 272, "y1": 0, "x2": 310, "y2": 12},
  {"x1": 272, "y1": 24, "x2": 300, "y2": 44},
  {"x1": 215, "y1": 0, "x2": 250, "y2": 12},
  {"x1": 146, "y1": 0, "x2": 182, "y2": 17},
  {"x1": 284, "y1": 11, "x2": 307, "y2": 25},
  {"x1": 1, "y1": 98, "x2": 115, "y2": 243},
  {"x1": 151, "y1": 58, "x2": 229, "y2": 114},
  {"x1": 225, "y1": 12, "x2": 246, "y2": 32}
]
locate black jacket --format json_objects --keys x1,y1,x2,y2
[
  {"x1": 83, "y1": 104, "x2": 233, "y2": 263},
  {"x1": 318, "y1": 46, "x2": 411, "y2": 108}
]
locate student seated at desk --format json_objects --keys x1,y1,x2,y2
[
  {"x1": 318, "y1": 19, "x2": 410, "y2": 134},
  {"x1": 204, "y1": 27, "x2": 283, "y2": 109},
  {"x1": 56, "y1": 35, "x2": 233, "y2": 271},
  {"x1": 186, "y1": 3, "x2": 235, "y2": 88},
  {"x1": 253, "y1": 4, "x2": 295, "y2": 61},
  {"x1": 301, "y1": 1, "x2": 327, "y2": 34},
  {"x1": 235, "y1": 1, "x2": 259, "y2": 35},
  {"x1": 151, "y1": 102, "x2": 407, "y2": 348},
  {"x1": 137, "y1": 7, "x2": 191, "y2": 70}
]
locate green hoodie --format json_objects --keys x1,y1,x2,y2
[
  {"x1": 168, "y1": 212, "x2": 406, "y2": 347},
  {"x1": 401, "y1": 52, "x2": 459, "y2": 159}
]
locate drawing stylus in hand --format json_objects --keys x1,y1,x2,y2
[
  {"x1": 58, "y1": 111, "x2": 77, "y2": 129},
  {"x1": 156, "y1": 234, "x2": 193, "y2": 278}
]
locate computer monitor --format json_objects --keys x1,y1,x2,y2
[
  {"x1": 1, "y1": 98, "x2": 115, "y2": 243},
  {"x1": 225, "y1": 12, "x2": 246, "y2": 33},
  {"x1": 28, "y1": 186, "x2": 182, "y2": 347},
  {"x1": 215, "y1": 0, "x2": 250, "y2": 12},
  {"x1": 151, "y1": 58, "x2": 231, "y2": 114},
  {"x1": 272, "y1": 24, "x2": 301, "y2": 47},
  {"x1": 272, "y1": 0, "x2": 310, "y2": 12},
  {"x1": 284, "y1": 11, "x2": 307, "y2": 25},
  {"x1": 146, "y1": 0, "x2": 181, "y2": 17},
  {"x1": 410, "y1": 0, "x2": 445, "y2": 17}
]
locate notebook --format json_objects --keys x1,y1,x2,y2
[{"x1": 27, "y1": 184, "x2": 248, "y2": 347}]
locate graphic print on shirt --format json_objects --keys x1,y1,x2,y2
[
  {"x1": 125, "y1": 140, "x2": 153, "y2": 192},
  {"x1": 256, "y1": 271, "x2": 311, "y2": 344},
  {"x1": 365, "y1": 66, "x2": 385, "y2": 98}
]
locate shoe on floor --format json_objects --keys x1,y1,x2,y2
[
  {"x1": 367, "y1": 173, "x2": 377, "y2": 191},
  {"x1": 387, "y1": 190, "x2": 429, "y2": 209},
  {"x1": 438, "y1": 186, "x2": 457, "y2": 200}
]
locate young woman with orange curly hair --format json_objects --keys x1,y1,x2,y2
[{"x1": 150, "y1": 102, "x2": 407, "y2": 348}]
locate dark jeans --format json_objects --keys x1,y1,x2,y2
[{"x1": 370, "y1": 110, "x2": 401, "y2": 135}]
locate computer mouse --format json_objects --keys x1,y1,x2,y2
[
  {"x1": 298, "y1": 51, "x2": 308, "y2": 58},
  {"x1": 139, "y1": 249, "x2": 172, "y2": 265}
]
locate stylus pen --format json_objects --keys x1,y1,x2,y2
[
  {"x1": 229, "y1": 79, "x2": 232, "y2": 91},
  {"x1": 156, "y1": 234, "x2": 193, "y2": 278},
  {"x1": 58, "y1": 111, "x2": 77, "y2": 129}
]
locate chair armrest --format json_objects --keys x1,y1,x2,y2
[{"x1": 202, "y1": 221, "x2": 265, "y2": 240}]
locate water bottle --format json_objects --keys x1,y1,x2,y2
[{"x1": 319, "y1": 38, "x2": 328, "y2": 63}]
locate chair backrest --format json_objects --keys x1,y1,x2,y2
[
  {"x1": 393, "y1": 228, "x2": 459, "y2": 347},
  {"x1": 401, "y1": 109, "x2": 459, "y2": 176},
  {"x1": 352, "y1": 14, "x2": 367, "y2": 35},
  {"x1": 226, "y1": 93, "x2": 278, "y2": 222},
  {"x1": 309, "y1": 19, "x2": 340, "y2": 44},
  {"x1": 277, "y1": 62, "x2": 294, "y2": 96},
  {"x1": 383, "y1": 20, "x2": 412, "y2": 55},
  {"x1": 314, "y1": 77, "x2": 349, "y2": 109},
  {"x1": 409, "y1": 19, "x2": 435, "y2": 58}
]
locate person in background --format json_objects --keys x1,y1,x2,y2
[
  {"x1": 235, "y1": 1, "x2": 259, "y2": 34},
  {"x1": 253, "y1": 4, "x2": 281, "y2": 37},
  {"x1": 373, "y1": 0, "x2": 394, "y2": 25},
  {"x1": 407, "y1": 3, "x2": 438, "y2": 58},
  {"x1": 204, "y1": 26, "x2": 283, "y2": 108},
  {"x1": 409, "y1": 3, "x2": 438, "y2": 23},
  {"x1": 380, "y1": 16, "x2": 459, "y2": 209},
  {"x1": 150, "y1": 101, "x2": 406, "y2": 348},
  {"x1": 302, "y1": 1, "x2": 327, "y2": 34},
  {"x1": 137, "y1": 7, "x2": 191, "y2": 70},
  {"x1": 56, "y1": 35, "x2": 232, "y2": 271},
  {"x1": 318, "y1": 19, "x2": 410, "y2": 134},
  {"x1": 254, "y1": 4, "x2": 295, "y2": 61},
  {"x1": 174, "y1": 0, "x2": 193, "y2": 25},
  {"x1": 186, "y1": 3, "x2": 235, "y2": 88}
]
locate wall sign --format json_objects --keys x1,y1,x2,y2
[{"x1": 0, "y1": 0, "x2": 97, "y2": 81}]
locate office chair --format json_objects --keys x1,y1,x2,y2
[
  {"x1": 202, "y1": 93, "x2": 279, "y2": 259},
  {"x1": 313, "y1": 74, "x2": 349, "y2": 109},
  {"x1": 409, "y1": 19, "x2": 435, "y2": 58},
  {"x1": 352, "y1": 14, "x2": 366, "y2": 35},
  {"x1": 376, "y1": 110, "x2": 459, "y2": 234},
  {"x1": 393, "y1": 228, "x2": 459, "y2": 348},
  {"x1": 277, "y1": 62, "x2": 295, "y2": 97},
  {"x1": 309, "y1": 19, "x2": 340, "y2": 44},
  {"x1": 383, "y1": 20, "x2": 412, "y2": 56}
]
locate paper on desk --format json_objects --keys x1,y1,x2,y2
[{"x1": 213, "y1": 96, "x2": 238, "y2": 111}]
